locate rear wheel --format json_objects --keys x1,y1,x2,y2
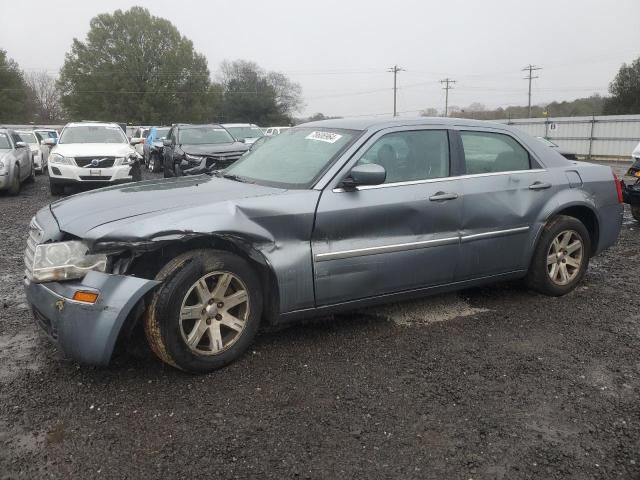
[
  {"x1": 631, "y1": 205, "x2": 640, "y2": 222},
  {"x1": 163, "y1": 157, "x2": 175, "y2": 178},
  {"x1": 525, "y1": 215, "x2": 590, "y2": 296},
  {"x1": 144, "y1": 250, "x2": 263, "y2": 373},
  {"x1": 25, "y1": 159, "x2": 35, "y2": 183}
]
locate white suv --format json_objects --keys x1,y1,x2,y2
[{"x1": 48, "y1": 122, "x2": 140, "y2": 195}]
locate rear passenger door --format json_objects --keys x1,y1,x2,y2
[{"x1": 454, "y1": 129, "x2": 554, "y2": 279}]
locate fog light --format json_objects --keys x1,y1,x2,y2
[
  {"x1": 51, "y1": 167, "x2": 61, "y2": 175},
  {"x1": 72, "y1": 291, "x2": 99, "y2": 303}
]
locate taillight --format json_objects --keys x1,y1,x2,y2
[{"x1": 613, "y1": 170, "x2": 623, "y2": 203}]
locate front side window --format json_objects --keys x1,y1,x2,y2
[
  {"x1": 178, "y1": 127, "x2": 234, "y2": 145},
  {"x1": 59, "y1": 125, "x2": 127, "y2": 144},
  {"x1": 225, "y1": 128, "x2": 358, "y2": 188},
  {"x1": 356, "y1": 130, "x2": 450, "y2": 183},
  {"x1": 461, "y1": 131, "x2": 530, "y2": 174}
]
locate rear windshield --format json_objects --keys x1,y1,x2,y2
[
  {"x1": 17, "y1": 132, "x2": 38, "y2": 144},
  {"x1": 59, "y1": 125, "x2": 127, "y2": 144}
]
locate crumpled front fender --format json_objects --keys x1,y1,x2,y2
[{"x1": 25, "y1": 271, "x2": 160, "y2": 366}]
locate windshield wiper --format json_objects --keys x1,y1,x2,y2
[{"x1": 221, "y1": 173, "x2": 254, "y2": 184}]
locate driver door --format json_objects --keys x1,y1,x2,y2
[{"x1": 312, "y1": 127, "x2": 463, "y2": 306}]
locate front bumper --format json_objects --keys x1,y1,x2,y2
[
  {"x1": 24, "y1": 271, "x2": 159, "y2": 366},
  {"x1": 621, "y1": 177, "x2": 640, "y2": 206},
  {"x1": 47, "y1": 162, "x2": 136, "y2": 184}
]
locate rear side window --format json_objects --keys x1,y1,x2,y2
[{"x1": 461, "y1": 131, "x2": 530, "y2": 174}]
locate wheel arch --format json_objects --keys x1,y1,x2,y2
[{"x1": 537, "y1": 201, "x2": 600, "y2": 257}]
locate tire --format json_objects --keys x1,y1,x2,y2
[
  {"x1": 7, "y1": 165, "x2": 20, "y2": 196},
  {"x1": 25, "y1": 159, "x2": 35, "y2": 183},
  {"x1": 525, "y1": 215, "x2": 591, "y2": 296},
  {"x1": 49, "y1": 180, "x2": 64, "y2": 196},
  {"x1": 631, "y1": 205, "x2": 640, "y2": 222},
  {"x1": 149, "y1": 153, "x2": 160, "y2": 173},
  {"x1": 143, "y1": 249, "x2": 263, "y2": 373},
  {"x1": 163, "y1": 157, "x2": 175, "y2": 178}
]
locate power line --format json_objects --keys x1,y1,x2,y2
[
  {"x1": 522, "y1": 64, "x2": 542, "y2": 118},
  {"x1": 440, "y1": 78, "x2": 456, "y2": 117},
  {"x1": 387, "y1": 65, "x2": 405, "y2": 117}
]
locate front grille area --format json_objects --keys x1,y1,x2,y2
[
  {"x1": 74, "y1": 156, "x2": 116, "y2": 168},
  {"x1": 78, "y1": 176, "x2": 112, "y2": 181},
  {"x1": 204, "y1": 151, "x2": 245, "y2": 169},
  {"x1": 24, "y1": 218, "x2": 44, "y2": 281}
]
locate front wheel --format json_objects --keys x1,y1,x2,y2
[
  {"x1": 144, "y1": 250, "x2": 263, "y2": 373},
  {"x1": 7, "y1": 165, "x2": 20, "y2": 195},
  {"x1": 631, "y1": 205, "x2": 640, "y2": 222},
  {"x1": 49, "y1": 180, "x2": 64, "y2": 196},
  {"x1": 525, "y1": 215, "x2": 590, "y2": 296}
]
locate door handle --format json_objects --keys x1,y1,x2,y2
[
  {"x1": 429, "y1": 192, "x2": 458, "y2": 201},
  {"x1": 529, "y1": 181, "x2": 552, "y2": 190}
]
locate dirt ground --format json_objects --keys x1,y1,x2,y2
[{"x1": 0, "y1": 165, "x2": 638, "y2": 479}]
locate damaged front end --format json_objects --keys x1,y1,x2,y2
[{"x1": 23, "y1": 209, "x2": 160, "y2": 366}]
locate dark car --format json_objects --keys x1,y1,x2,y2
[
  {"x1": 24, "y1": 117, "x2": 623, "y2": 373},
  {"x1": 162, "y1": 124, "x2": 249, "y2": 177},
  {"x1": 143, "y1": 126, "x2": 170, "y2": 172},
  {"x1": 621, "y1": 144, "x2": 640, "y2": 221}
]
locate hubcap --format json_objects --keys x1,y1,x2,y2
[
  {"x1": 546, "y1": 230, "x2": 583, "y2": 286},
  {"x1": 179, "y1": 271, "x2": 249, "y2": 355}
]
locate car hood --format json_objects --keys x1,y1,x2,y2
[
  {"x1": 49, "y1": 175, "x2": 285, "y2": 238},
  {"x1": 181, "y1": 142, "x2": 248, "y2": 155},
  {"x1": 52, "y1": 143, "x2": 135, "y2": 157}
]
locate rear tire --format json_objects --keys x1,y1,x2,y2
[
  {"x1": 25, "y1": 159, "x2": 35, "y2": 183},
  {"x1": 143, "y1": 250, "x2": 263, "y2": 373},
  {"x1": 525, "y1": 215, "x2": 590, "y2": 296},
  {"x1": 631, "y1": 205, "x2": 640, "y2": 222},
  {"x1": 163, "y1": 157, "x2": 175, "y2": 178}
]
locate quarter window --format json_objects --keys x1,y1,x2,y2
[
  {"x1": 356, "y1": 130, "x2": 450, "y2": 183},
  {"x1": 461, "y1": 131, "x2": 530, "y2": 174}
]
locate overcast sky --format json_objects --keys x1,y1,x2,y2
[{"x1": 1, "y1": 0, "x2": 639, "y2": 117}]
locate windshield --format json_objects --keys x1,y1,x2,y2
[
  {"x1": 59, "y1": 125, "x2": 127, "y2": 144},
  {"x1": 179, "y1": 127, "x2": 234, "y2": 145},
  {"x1": 0, "y1": 133, "x2": 9, "y2": 149},
  {"x1": 17, "y1": 132, "x2": 38, "y2": 144},
  {"x1": 36, "y1": 130, "x2": 58, "y2": 139},
  {"x1": 225, "y1": 128, "x2": 359, "y2": 188},
  {"x1": 226, "y1": 126, "x2": 263, "y2": 139},
  {"x1": 155, "y1": 127, "x2": 170, "y2": 138}
]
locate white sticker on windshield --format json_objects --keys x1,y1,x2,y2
[{"x1": 305, "y1": 131, "x2": 342, "y2": 144}]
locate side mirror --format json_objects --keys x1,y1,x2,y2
[
  {"x1": 15, "y1": 141, "x2": 27, "y2": 149},
  {"x1": 237, "y1": 138, "x2": 246, "y2": 143},
  {"x1": 162, "y1": 138, "x2": 172, "y2": 147},
  {"x1": 44, "y1": 138, "x2": 56, "y2": 146},
  {"x1": 342, "y1": 163, "x2": 386, "y2": 189}
]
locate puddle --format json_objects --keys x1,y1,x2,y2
[
  {"x1": 0, "y1": 331, "x2": 44, "y2": 381},
  {"x1": 359, "y1": 293, "x2": 489, "y2": 327}
]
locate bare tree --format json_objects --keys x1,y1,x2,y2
[{"x1": 25, "y1": 71, "x2": 63, "y2": 122}]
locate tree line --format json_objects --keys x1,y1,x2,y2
[{"x1": 0, "y1": 7, "x2": 302, "y2": 126}]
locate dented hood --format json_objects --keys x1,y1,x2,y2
[{"x1": 49, "y1": 175, "x2": 285, "y2": 237}]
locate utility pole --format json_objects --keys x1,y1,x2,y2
[
  {"x1": 440, "y1": 78, "x2": 456, "y2": 117},
  {"x1": 522, "y1": 64, "x2": 542, "y2": 118},
  {"x1": 387, "y1": 65, "x2": 405, "y2": 116}
]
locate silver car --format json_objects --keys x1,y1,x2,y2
[
  {"x1": 0, "y1": 128, "x2": 35, "y2": 195},
  {"x1": 24, "y1": 117, "x2": 623, "y2": 373}
]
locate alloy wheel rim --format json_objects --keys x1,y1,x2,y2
[
  {"x1": 546, "y1": 230, "x2": 583, "y2": 285},
  {"x1": 179, "y1": 271, "x2": 249, "y2": 355}
]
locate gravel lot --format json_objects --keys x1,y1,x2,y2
[{"x1": 1, "y1": 164, "x2": 639, "y2": 479}]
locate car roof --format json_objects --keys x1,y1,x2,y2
[
  {"x1": 300, "y1": 116, "x2": 516, "y2": 132},
  {"x1": 222, "y1": 123, "x2": 259, "y2": 127},
  {"x1": 64, "y1": 122, "x2": 122, "y2": 128}
]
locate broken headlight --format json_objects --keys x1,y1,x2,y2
[{"x1": 31, "y1": 241, "x2": 107, "y2": 283}]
